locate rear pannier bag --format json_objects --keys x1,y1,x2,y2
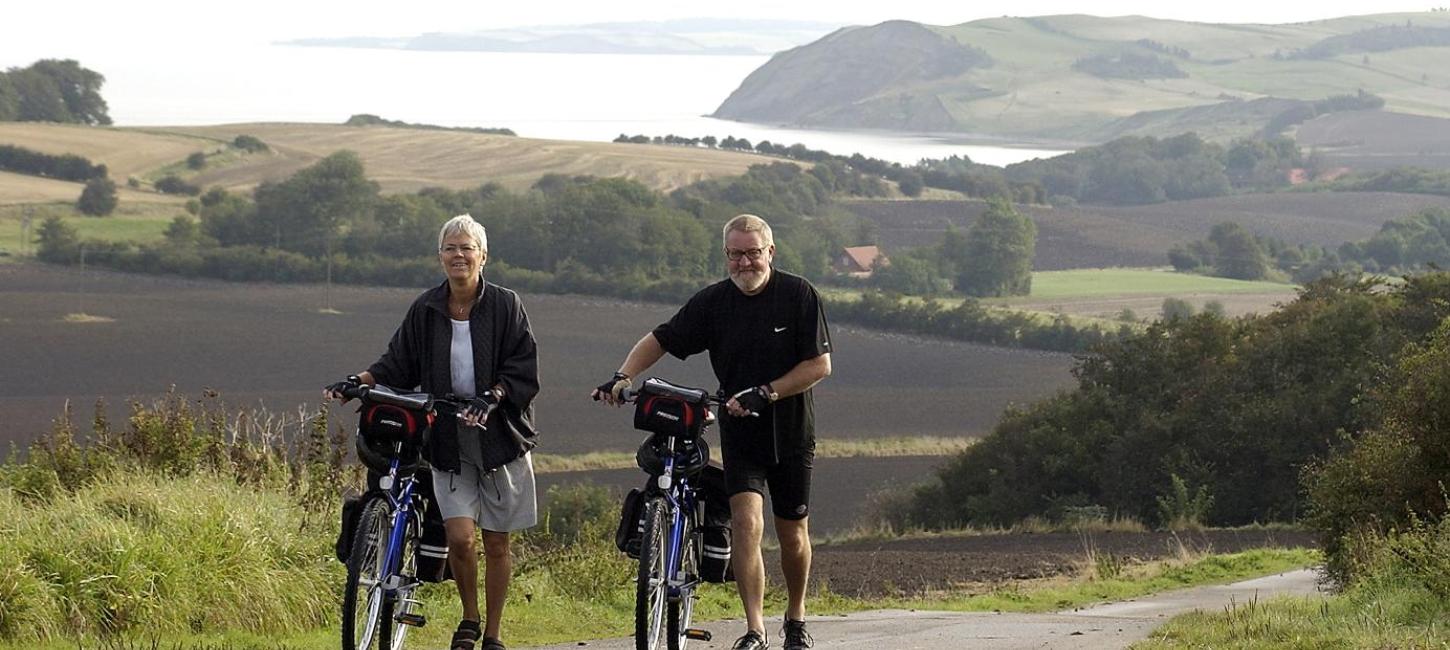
[
  {"x1": 697, "y1": 465, "x2": 733, "y2": 583},
  {"x1": 335, "y1": 493, "x2": 367, "y2": 564},
  {"x1": 633, "y1": 378, "x2": 710, "y2": 439},
  {"x1": 414, "y1": 475, "x2": 452, "y2": 583},
  {"x1": 615, "y1": 486, "x2": 647, "y2": 558}
]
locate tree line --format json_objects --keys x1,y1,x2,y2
[
  {"x1": 344, "y1": 114, "x2": 515, "y2": 136},
  {"x1": 35, "y1": 151, "x2": 1108, "y2": 351},
  {"x1": 613, "y1": 128, "x2": 1324, "y2": 207},
  {"x1": 1172, "y1": 207, "x2": 1450, "y2": 283},
  {"x1": 0, "y1": 59, "x2": 110, "y2": 125},
  {"x1": 0, "y1": 145, "x2": 107, "y2": 182}
]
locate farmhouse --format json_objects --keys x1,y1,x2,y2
[{"x1": 834, "y1": 245, "x2": 889, "y2": 277}]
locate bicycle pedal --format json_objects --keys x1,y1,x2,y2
[
  {"x1": 395, "y1": 612, "x2": 427, "y2": 627},
  {"x1": 684, "y1": 629, "x2": 712, "y2": 641}
]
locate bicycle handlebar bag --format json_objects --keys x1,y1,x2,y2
[
  {"x1": 633, "y1": 377, "x2": 710, "y2": 439},
  {"x1": 356, "y1": 387, "x2": 435, "y2": 473}
]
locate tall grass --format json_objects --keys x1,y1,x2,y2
[
  {"x1": 1139, "y1": 510, "x2": 1450, "y2": 648},
  {"x1": 0, "y1": 392, "x2": 356, "y2": 645}
]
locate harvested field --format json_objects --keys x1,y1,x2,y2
[
  {"x1": 153, "y1": 123, "x2": 772, "y2": 195},
  {"x1": 0, "y1": 171, "x2": 187, "y2": 207},
  {"x1": 0, "y1": 263, "x2": 1077, "y2": 454},
  {"x1": 0, "y1": 123, "x2": 219, "y2": 182},
  {"x1": 1296, "y1": 110, "x2": 1450, "y2": 171},
  {"x1": 793, "y1": 528, "x2": 1317, "y2": 598},
  {"x1": 844, "y1": 192, "x2": 1450, "y2": 270}
]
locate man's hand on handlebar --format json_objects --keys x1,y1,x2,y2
[
  {"x1": 726, "y1": 385, "x2": 772, "y2": 418},
  {"x1": 323, "y1": 375, "x2": 363, "y2": 403},
  {"x1": 591, "y1": 372, "x2": 632, "y2": 406}
]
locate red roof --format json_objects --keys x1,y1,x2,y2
[{"x1": 839, "y1": 246, "x2": 888, "y2": 272}]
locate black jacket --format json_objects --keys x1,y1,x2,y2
[{"x1": 367, "y1": 277, "x2": 540, "y2": 473}]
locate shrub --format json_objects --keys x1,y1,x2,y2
[
  {"x1": 185, "y1": 151, "x2": 207, "y2": 170},
  {"x1": 76, "y1": 177, "x2": 117, "y2": 216},
  {"x1": 154, "y1": 174, "x2": 200, "y2": 196},
  {"x1": 231, "y1": 134, "x2": 269, "y2": 153}
]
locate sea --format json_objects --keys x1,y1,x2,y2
[{"x1": 61, "y1": 44, "x2": 1070, "y2": 166}]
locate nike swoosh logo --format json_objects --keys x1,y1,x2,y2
[{"x1": 774, "y1": 327, "x2": 787, "y2": 333}]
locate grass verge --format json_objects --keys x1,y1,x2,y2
[
  {"x1": 1137, "y1": 582, "x2": 1448, "y2": 648},
  {"x1": 534, "y1": 436, "x2": 977, "y2": 473},
  {"x1": 855, "y1": 548, "x2": 1318, "y2": 615}
]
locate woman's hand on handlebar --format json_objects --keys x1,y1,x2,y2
[
  {"x1": 324, "y1": 375, "x2": 364, "y2": 403},
  {"x1": 591, "y1": 372, "x2": 632, "y2": 406}
]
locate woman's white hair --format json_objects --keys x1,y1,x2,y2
[{"x1": 438, "y1": 214, "x2": 488, "y2": 252}]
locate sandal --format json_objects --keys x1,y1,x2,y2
[
  {"x1": 481, "y1": 638, "x2": 507, "y2": 650},
  {"x1": 451, "y1": 620, "x2": 482, "y2": 650}
]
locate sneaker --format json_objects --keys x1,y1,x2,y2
[
  {"x1": 781, "y1": 619, "x2": 813, "y2": 650},
  {"x1": 731, "y1": 630, "x2": 769, "y2": 650}
]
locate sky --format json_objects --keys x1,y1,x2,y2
[{"x1": 2, "y1": 0, "x2": 1440, "y2": 62}]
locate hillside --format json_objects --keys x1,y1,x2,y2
[
  {"x1": 0, "y1": 122, "x2": 774, "y2": 199},
  {"x1": 714, "y1": 12, "x2": 1450, "y2": 143}
]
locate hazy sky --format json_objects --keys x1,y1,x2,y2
[{"x1": 3, "y1": 0, "x2": 1438, "y2": 62}]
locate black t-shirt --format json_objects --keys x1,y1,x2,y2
[{"x1": 652, "y1": 269, "x2": 832, "y2": 462}]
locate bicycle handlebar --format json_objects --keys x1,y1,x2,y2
[{"x1": 338, "y1": 383, "x2": 472, "y2": 415}]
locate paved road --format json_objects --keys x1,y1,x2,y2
[{"x1": 521, "y1": 569, "x2": 1324, "y2": 649}]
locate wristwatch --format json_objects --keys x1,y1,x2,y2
[{"x1": 763, "y1": 383, "x2": 779, "y2": 403}]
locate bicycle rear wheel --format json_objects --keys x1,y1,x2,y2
[
  {"x1": 635, "y1": 496, "x2": 669, "y2": 650},
  {"x1": 343, "y1": 497, "x2": 394, "y2": 650},
  {"x1": 666, "y1": 517, "x2": 699, "y2": 650}
]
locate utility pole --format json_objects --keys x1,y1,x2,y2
[{"x1": 20, "y1": 207, "x2": 33, "y2": 256}]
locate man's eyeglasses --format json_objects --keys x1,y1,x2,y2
[
  {"x1": 441, "y1": 244, "x2": 481, "y2": 255},
  {"x1": 725, "y1": 247, "x2": 767, "y2": 261}
]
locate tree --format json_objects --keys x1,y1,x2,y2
[
  {"x1": 1209, "y1": 221, "x2": 1270, "y2": 280},
  {"x1": 251, "y1": 150, "x2": 378, "y2": 256},
  {"x1": 76, "y1": 177, "x2": 117, "y2": 216},
  {"x1": 186, "y1": 152, "x2": 207, "y2": 170},
  {"x1": 1, "y1": 59, "x2": 111, "y2": 125},
  {"x1": 165, "y1": 215, "x2": 200, "y2": 244},
  {"x1": 955, "y1": 199, "x2": 1037, "y2": 297},
  {"x1": 34, "y1": 215, "x2": 79, "y2": 262},
  {"x1": 897, "y1": 170, "x2": 925, "y2": 197}
]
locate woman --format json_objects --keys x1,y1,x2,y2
[{"x1": 326, "y1": 214, "x2": 540, "y2": 650}]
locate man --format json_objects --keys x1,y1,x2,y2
[{"x1": 593, "y1": 213, "x2": 832, "y2": 650}]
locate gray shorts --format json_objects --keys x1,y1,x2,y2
[{"x1": 431, "y1": 453, "x2": 538, "y2": 533}]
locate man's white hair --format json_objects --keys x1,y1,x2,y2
[{"x1": 722, "y1": 213, "x2": 773, "y2": 247}]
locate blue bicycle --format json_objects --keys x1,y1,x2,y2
[
  {"x1": 338, "y1": 384, "x2": 462, "y2": 650},
  {"x1": 614, "y1": 378, "x2": 730, "y2": 650}
]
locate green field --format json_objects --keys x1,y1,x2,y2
[
  {"x1": 1017, "y1": 268, "x2": 1297, "y2": 300},
  {"x1": 0, "y1": 204, "x2": 177, "y2": 261}
]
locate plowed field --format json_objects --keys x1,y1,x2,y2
[{"x1": 0, "y1": 263, "x2": 1076, "y2": 452}]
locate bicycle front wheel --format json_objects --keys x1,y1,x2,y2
[
  {"x1": 389, "y1": 514, "x2": 422, "y2": 650},
  {"x1": 635, "y1": 496, "x2": 669, "y2": 650},
  {"x1": 343, "y1": 497, "x2": 394, "y2": 650},
  {"x1": 667, "y1": 517, "x2": 699, "y2": 650}
]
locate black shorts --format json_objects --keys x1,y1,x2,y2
[{"x1": 722, "y1": 445, "x2": 814, "y2": 521}]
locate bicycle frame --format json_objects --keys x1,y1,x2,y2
[{"x1": 656, "y1": 436, "x2": 702, "y2": 602}]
